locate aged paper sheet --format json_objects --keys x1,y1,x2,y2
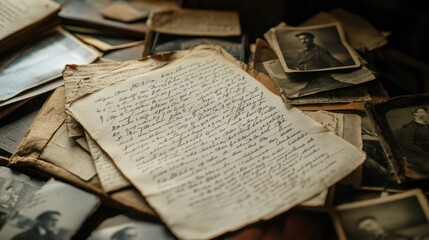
[
  {"x1": 8, "y1": 87, "x2": 156, "y2": 217},
  {"x1": 305, "y1": 111, "x2": 344, "y2": 137},
  {"x1": 0, "y1": 28, "x2": 99, "y2": 102},
  {"x1": 301, "y1": 110, "x2": 362, "y2": 207},
  {"x1": 63, "y1": 58, "x2": 172, "y2": 137},
  {"x1": 85, "y1": 132, "x2": 131, "y2": 193},
  {"x1": 300, "y1": 110, "x2": 345, "y2": 207},
  {"x1": 0, "y1": 0, "x2": 59, "y2": 41},
  {"x1": 148, "y1": 9, "x2": 241, "y2": 36},
  {"x1": 39, "y1": 122, "x2": 97, "y2": 181},
  {"x1": 68, "y1": 46, "x2": 366, "y2": 240}
]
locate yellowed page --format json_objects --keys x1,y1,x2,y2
[
  {"x1": 300, "y1": 110, "x2": 344, "y2": 207},
  {"x1": 85, "y1": 132, "x2": 131, "y2": 193},
  {"x1": 40, "y1": 122, "x2": 97, "y2": 181},
  {"x1": 0, "y1": 0, "x2": 59, "y2": 40},
  {"x1": 300, "y1": 111, "x2": 362, "y2": 206},
  {"x1": 68, "y1": 46, "x2": 366, "y2": 240},
  {"x1": 305, "y1": 110, "x2": 344, "y2": 137},
  {"x1": 63, "y1": 58, "x2": 171, "y2": 137},
  {"x1": 148, "y1": 9, "x2": 241, "y2": 36}
]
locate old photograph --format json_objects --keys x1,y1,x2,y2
[
  {"x1": 263, "y1": 58, "x2": 375, "y2": 99},
  {"x1": 87, "y1": 214, "x2": 174, "y2": 240},
  {"x1": 360, "y1": 139, "x2": 402, "y2": 190},
  {"x1": 273, "y1": 23, "x2": 361, "y2": 73},
  {"x1": 365, "y1": 94, "x2": 429, "y2": 181},
  {"x1": 0, "y1": 167, "x2": 44, "y2": 227},
  {"x1": 150, "y1": 32, "x2": 246, "y2": 61},
  {"x1": 333, "y1": 189, "x2": 429, "y2": 240},
  {"x1": 0, "y1": 180, "x2": 99, "y2": 240}
]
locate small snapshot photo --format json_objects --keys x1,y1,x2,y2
[
  {"x1": 273, "y1": 23, "x2": 360, "y2": 72},
  {"x1": 333, "y1": 189, "x2": 429, "y2": 240},
  {"x1": 0, "y1": 180, "x2": 99, "y2": 240},
  {"x1": 365, "y1": 94, "x2": 429, "y2": 181},
  {"x1": 87, "y1": 214, "x2": 175, "y2": 240}
]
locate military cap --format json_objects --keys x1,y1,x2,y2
[{"x1": 295, "y1": 32, "x2": 315, "y2": 38}]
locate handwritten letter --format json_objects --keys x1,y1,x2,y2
[
  {"x1": 85, "y1": 132, "x2": 131, "y2": 192},
  {"x1": 64, "y1": 59, "x2": 169, "y2": 136},
  {"x1": 69, "y1": 47, "x2": 365, "y2": 240}
]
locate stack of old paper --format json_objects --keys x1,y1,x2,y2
[
  {"x1": 144, "y1": 8, "x2": 247, "y2": 61},
  {"x1": 5, "y1": 42, "x2": 368, "y2": 238},
  {"x1": 260, "y1": 8, "x2": 389, "y2": 109},
  {"x1": 0, "y1": 28, "x2": 99, "y2": 108},
  {"x1": 8, "y1": 45, "x2": 363, "y2": 239},
  {"x1": 54, "y1": 0, "x2": 180, "y2": 38}
]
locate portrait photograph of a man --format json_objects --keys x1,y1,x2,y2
[
  {"x1": 365, "y1": 94, "x2": 429, "y2": 181},
  {"x1": 386, "y1": 105, "x2": 429, "y2": 179},
  {"x1": 334, "y1": 189, "x2": 429, "y2": 240},
  {"x1": 273, "y1": 23, "x2": 361, "y2": 73}
]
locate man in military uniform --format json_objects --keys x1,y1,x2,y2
[
  {"x1": 294, "y1": 32, "x2": 343, "y2": 70},
  {"x1": 399, "y1": 107, "x2": 429, "y2": 174}
]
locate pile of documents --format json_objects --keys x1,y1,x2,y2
[
  {"x1": 7, "y1": 45, "x2": 366, "y2": 239},
  {"x1": 2, "y1": 1, "x2": 429, "y2": 240}
]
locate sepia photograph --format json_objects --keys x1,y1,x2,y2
[
  {"x1": 150, "y1": 32, "x2": 246, "y2": 61},
  {"x1": 333, "y1": 189, "x2": 429, "y2": 240},
  {"x1": 87, "y1": 214, "x2": 174, "y2": 240},
  {"x1": 0, "y1": 180, "x2": 99, "y2": 240},
  {"x1": 0, "y1": 167, "x2": 44, "y2": 227},
  {"x1": 365, "y1": 94, "x2": 429, "y2": 181},
  {"x1": 263, "y1": 58, "x2": 375, "y2": 99},
  {"x1": 273, "y1": 23, "x2": 361, "y2": 73},
  {"x1": 360, "y1": 139, "x2": 402, "y2": 190}
]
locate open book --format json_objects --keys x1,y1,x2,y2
[{"x1": 0, "y1": 0, "x2": 60, "y2": 54}]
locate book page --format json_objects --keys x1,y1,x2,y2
[
  {"x1": 68, "y1": 46, "x2": 366, "y2": 240},
  {"x1": 0, "y1": 0, "x2": 59, "y2": 40},
  {"x1": 148, "y1": 9, "x2": 241, "y2": 36},
  {"x1": 85, "y1": 132, "x2": 131, "y2": 193}
]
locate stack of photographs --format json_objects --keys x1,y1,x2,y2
[{"x1": 262, "y1": 23, "x2": 377, "y2": 107}]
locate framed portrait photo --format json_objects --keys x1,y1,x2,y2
[
  {"x1": 365, "y1": 94, "x2": 429, "y2": 182},
  {"x1": 272, "y1": 23, "x2": 361, "y2": 73},
  {"x1": 333, "y1": 189, "x2": 429, "y2": 240}
]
